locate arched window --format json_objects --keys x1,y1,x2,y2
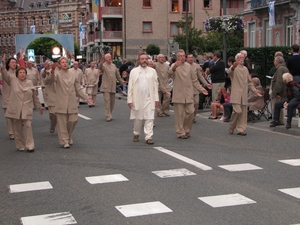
[
  {"x1": 3, "y1": 19, "x2": 5, "y2": 28},
  {"x1": 11, "y1": 18, "x2": 16, "y2": 27},
  {"x1": 7, "y1": 18, "x2": 10, "y2": 27},
  {"x1": 24, "y1": 17, "x2": 28, "y2": 27},
  {"x1": 39, "y1": 16, "x2": 43, "y2": 26},
  {"x1": 32, "y1": 17, "x2": 35, "y2": 25},
  {"x1": 46, "y1": 16, "x2": 51, "y2": 25}
]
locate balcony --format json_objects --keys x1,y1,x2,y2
[
  {"x1": 91, "y1": 31, "x2": 123, "y2": 42},
  {"x1": 101, "y1": 7, "x2": 122, "y2": 18},
  {"x1": 251, "y1": 0, "x2": 293, "y2": 9},
  {"x1": 220, "y1": 8, "x2": 244, "y2": 16},
  {"x1": 86, "y1": 13, "x2": 95, "y2": 23}
]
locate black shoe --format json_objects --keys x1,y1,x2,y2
[
  {"x1": 270, "y1": 121, "x2": 279, "y2": 127},
  {"x1": 223, "y1": 118, "x2": 230, "y2": 122}
]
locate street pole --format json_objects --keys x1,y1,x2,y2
[
  {"x1": 185, "y1": 0, "x2": 189, "y2": 54},
  {"x1": 222, "y1": 0, "x2": 227, "y2": 62}
]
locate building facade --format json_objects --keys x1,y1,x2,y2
[
  {"x1": 0, "y1": 0, "x2": 85, "y2": 58},
  {"x1": 243, "y1": 0, "x2": 300, "y2": 47}
]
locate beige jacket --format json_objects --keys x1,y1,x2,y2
[
  {"x1": 190, "y1": 62, "x2": 208, "y2": 94},
  {"x1": 26, "y1": 67, "x2": 39, "y2": 86},
  {"x1": 168, "y1": 62, "x2": 206, "y2": 103},
  {"x1": 42, "y1": 68, "x2": 56, "y2": 107},
  {"x1": 85, "y1": 67, "x2": 99, "y2": 95},
  {"x1": 47, "y1": 68, "x2": 88, "y2": 114},
  {"x1": 1, "y1": 69, "x2": 15, "y2": 109},
  {"x1": 153, "y1": 62, "x2": 170, "y2": 93},
  {"x1": 228, "y1": 65, "x2": 259, "y2": 106},
  {"x1": 99, "y1": 62, "x2": 123, "y2": 93},
  {"x1": 2, "y1": 69, "x2": 42, "y2": 120}
]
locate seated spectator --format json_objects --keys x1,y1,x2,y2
[
  {"x1": 118, "y1": 69, "x2": 129, "y2": 96},
  {"x1": 220, "y1": 87, "x2": 231, "y2": 120},
  {"x1": 248, "y1": 77, "x2": 265, "y2": 111},
  {"x1": 209, "y1": 86, "x2": 227, "y2": 119},
  {"x1": 270, "y1": 73, "x2": 300, "y2": 129}
]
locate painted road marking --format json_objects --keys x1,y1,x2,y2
[
  {"x1": 279, "y1": 187, "x2": 300, "y2": 199},
  {"x1": 21, "y1": 212, "x2": 77, "y2": 225},
  {"x1": 198, "y1": 193, "x2": 256, "y2": 208},
  {"x1": 154, "y1": 147, "x2": 212, "y2": 171},
  {"x1": 9, "y1": 181, "x2": 53, "y2": 193},
  {"x1": 85, "y1": 174, "x2": 129, "y2": 184},
  {"x1": 78, "y1": 113, "x2": 92, "y2": 120},
  {"x1": 218, "y1": 163, "x2": 263, "y2": 172},
  {"x1": 116, "y1": 201, "x2": 172, "y2": 217},
  {"x1": 279, "y1": 159, "x2": 300, "y2": 166},
  {"x1": 152, "y1": 168, "x2": 196, "y2": 178}
]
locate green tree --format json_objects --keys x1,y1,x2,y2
[
  {"x1": 146, "y1": 44, "x2": 160, "y2": 55},
  {"x1": 173, "y1": 15, "x2": 203, "y2": 54},
  {"x1": 27, "y1": 37, "x2": 62, "y2": 60}
]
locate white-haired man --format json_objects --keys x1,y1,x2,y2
[
  {"x1": 99, "y1": 53, "x2": 125, "y2": 121},
  {"x1": 227, "y1": 53, "x2": 262, "y2": 136}
]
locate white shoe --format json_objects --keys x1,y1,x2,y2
[{"x1": 64, "y1": 143, "x2": 70, "y2": 149}]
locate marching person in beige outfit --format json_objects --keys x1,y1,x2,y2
[
  {"x1": 46, "y1": 57, "x2": 93, "y2": 148},
  {"x1": 84, "y1": 61, "x2": 99, "y2": 107},
  {"x1": 99, "y1": 53, "x2": 125, "y2": 121},
  {"x1": 186, "y1": 53, "x2": 212, "y2": 123},
  {"x1": 227, "y1": 53, "x2": 262, "y2": 136},
  {"x1": 70, "y1": 61, "x2": 84, "y2": 105},
  {"x1": 168, "y1": 50, "x2": 208, "y2": 139},
  {"x1": 1, "y1": 57, "x2": 16, "y2": 140},
  {"x1": 41, "y1": 61, "x2": 57, "y2": 133},
  {"x1": 153, "y1": 54, "x2": 171, "y2": 117},
  {"x1": 26, "y1": 61, "x2": 39, "y2": 86},
  {"x1": 1, "y1": 57, "x2": 44, "y2": 152}
]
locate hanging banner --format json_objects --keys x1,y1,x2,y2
[
  {"x1": 268, "y1": 1, "x2": 275, "y2": 27},
  {"x1": 92, "y1": 0, "x2": 99, "y2": 22},
  {"x1": 79, "y1": 22, "x2": 85, "y2": 51},
  {"x1": 30, "y1": 25, "x2": 35, "y2": 34},
  {"x1": 52, "y1": 12, "x2": 59, "y2": 34}
]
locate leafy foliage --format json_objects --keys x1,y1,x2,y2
[
  {"x1": 205, "y1": 16, "x2": 244, "y2": 33},
  {"x1": 27, "y1": 37, "x2": 62, "y2": 60},
  {"x1": 146, "y1": 44, "x2": 160, "y2": 55}
]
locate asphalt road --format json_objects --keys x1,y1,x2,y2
[{"x1": 0, "y1": 94, "x2": 300, "y2": 225}]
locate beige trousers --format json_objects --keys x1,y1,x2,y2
[
  {"x1": 4, "y1": 108, "x2": 14, "y2": 139},
  {"x1": 12, "y1": 118, "x2": 34, "y2": 150},
  {"x1": 103, "y1": 92, "x2": 115, "y2": 120},
  {"x1": 229, "y1": 104, "x2": 247, "y2": 133},
  {"x1": 133, "y1": 119, "x2": 154, "y2": 140},
  {"x1": 56, "y1": 113, "x2": 78, "y2": 145},
  {"x1": 173, "y1": 103, "x2": 194, "y2": 136},
  {"x1": 48, "y1": 106, "x2": 57, "y2": 131},
  {"x1": 156, "y1": 91, "x2": 171, "y2": 115},
  {"x1": 193, "y1": 94, "x2": 199, "y2": 119}
]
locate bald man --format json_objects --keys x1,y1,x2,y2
[
  {"x1": 99, "y1": 53, "x2": 125, "y2": 122},
  {"x1": 85, "y1": 61, "x2": 99, "y2": 107}
]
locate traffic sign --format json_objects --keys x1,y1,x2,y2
[{"x1": 28, "y1": 49, "x2": 35, "y2": 62}]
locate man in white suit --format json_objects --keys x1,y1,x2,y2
[{"x1": 127, "y1": 53, "x2": 159, "y2": 144}]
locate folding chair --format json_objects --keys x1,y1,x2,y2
[
  {"x1": 256, "y1": 88, "x2": 272, "y2": 121},
  {"x1": 203, "y1": 96, "x2": 212, "y2": 109}
]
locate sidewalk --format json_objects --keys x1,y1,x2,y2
[{"x1": 198, "y1": 108, "x2": 300, "y2": 137}]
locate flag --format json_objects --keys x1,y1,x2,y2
[
  {"x1": 268, "y1": 1, "x2": 275, "y2": 27},
  {"x1": 30, "y1": 25, "x2": 35, "y2": 34}
]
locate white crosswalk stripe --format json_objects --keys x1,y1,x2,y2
[
  {"x1": 21, "y1": 212, "x2": 77, "y2": 225},
  {"x1": 218, "y1": 163, "x2": 263, "y2": 172},
  {"x1": 9, "y1": 181, "x2": 53, "y2": 193},
  {"x1": 85, "y1": 174, "x2": 129, "y2": 184}
]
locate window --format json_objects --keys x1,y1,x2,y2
[
  {"x1": 248, "y1": 23, "x2": 256, "y2": 47},
  {"x1": 3, "y1": 35, "x2": 6, "y2": 46},
  {"x1": 171, "y1": 0, "x2": 179, "y2": 12},
  {"x1": 104, "y1": 19, "x2": 122, "y2": 31},
  {"x1": 39, "y1": 16, "x2": 43, "y2": 26},
  {"x1": 2, "y1": 19, "x2": 5, "y2": 28},
  {"x1": 143, "y1": 21, "x2": 152, "y2": 32},
  {"x1": 47, "y1": 16, "x2": 51, "y2": 25},
  {"x1": 24, "y1": 17, "x2": 28, "y2": 27},
  {"x1": 0, "y1": 36, "x2": 2, "y2": 46},
  {"x1": 170, "y1": 22, "x2": 179, "y2": 36},
  {"x1": 203, "y1": 0, "x2": 211, "y2": 8},
  {"x1": 285, "y1": 17, "x2": 294, "y2": 46},
  {"x1": 183, "y1": 0, "x2": 190, "y2": 12},
  {"x1": 11, "y1": 18, "x2": 16, "y2": 27},
  {"x1": 32, "y1": 17, "x2": 35, "y2": 25},
  {"x1": 80, "y1": 13, "x2": 85, "y2": 23},
  {"x1": 6, "y1": 18, "x2": 10, "y2": 27},
  {"x1": 264, "y1": 20, "x2": 272, "y2": 46},
  {"x1": 143, "y1": 0, "x2": 151, "y2": 7}
]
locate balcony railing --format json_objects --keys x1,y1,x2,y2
[
  {"x1": 93, "y1": 31, "x2": 122, "y2": 40},
  {"x1": 220, "y1": 8, "x2": 244, "y2": 16},
  {"x1": 101, "y1": 7, "x2": 122, "y2": 16},
  {"x1": 102, "y1": 31, "x2": 122, "y2": 39},
  {"x1": 251, "y1": 0, "x2": 288, "y2": 9}
]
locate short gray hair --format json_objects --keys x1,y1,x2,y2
[{"x1": 274, "y1": 56, "x2": 284, "y2": 64}]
